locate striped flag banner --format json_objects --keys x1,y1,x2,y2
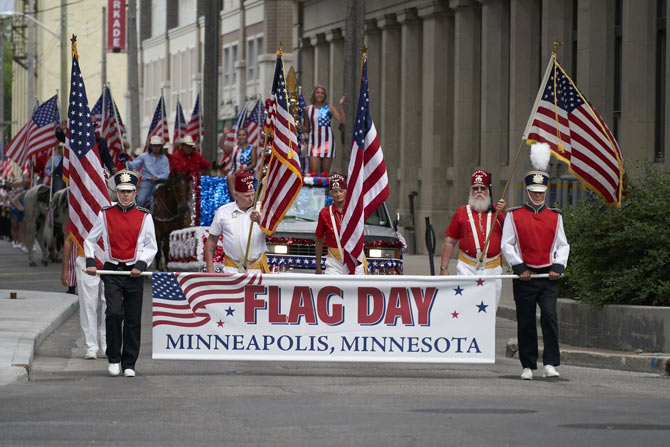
[
  {"x1": 340, "y1": 56, "x2": 389, "y2": 274},
  {"x1": 63, "y1": 45, "x2": 111, "y2": 257},
  {"x1": 246, "y1": 99, "x2": 263, "y2": 149},
  {"x1": 523, "y1": 54, "x2": 624, "y2": 205},
  {"x1": 185, "y1": 92, "x2": 202, "y2": 144},
  {"x1": 144, "y1": 94, "x2": 169, "y2": 150},
  {"x1": 4, "y1": 95, "x2": 60, "y2": 167},
  {"x1": 173, "y1": 99, "x2": 187, "y2": 144},
  {"x1": 258, "y1": 51, "x2": 304, "y2": 234},
  {"x1": 101, "y1": 86, "x2": 126, "y2": 161}
]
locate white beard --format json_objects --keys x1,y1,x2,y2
[{"x1": 468, "y1": 194, "x2": 491, "y2": 212}]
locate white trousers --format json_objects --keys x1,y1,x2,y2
[
  {"x1": 324, "y1": 256, "x2": 365, "y2": 275},
  {"x1": 222, "y1": 265, "x2": 262, "y2": 274},
  {"x1": 456, "y1": 260, "x2": 502, "y2": 309},
  {"x1": 75, "y1": 256, "x2": 106, "y2": 352}
]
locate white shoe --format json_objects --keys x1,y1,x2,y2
[
  {"x1": 543, "y1": 364, "x2": 560, "y2": 378},
  {"x1": 123, "y1": 368, "x2": 136, "y2": 377},
  {"x1": 84, "y1": 349, "x2": 97, "y2": 360},
  {"x1": 108, "y1": 363, "x2": 121, "y2": 376},
  {"x1": 100, "y1": 346, "x2": 107, "y2": 357},
  {"x1": 520, "y1": 368, "x2": 533, "y2": 380}
]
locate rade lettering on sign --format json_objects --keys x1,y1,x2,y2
[{"x1": 151, "y1": 273, "x2": 496, "y2": 363}]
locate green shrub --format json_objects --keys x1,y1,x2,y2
[{"x1": 561, "y1": 163, "x2": 670, "y2": 306}]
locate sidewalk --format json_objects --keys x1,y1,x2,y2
[{"x1": 403, "y1": 254, "x2": 670, "y2": 376}]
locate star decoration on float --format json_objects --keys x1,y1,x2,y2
[
  {"x1": 476, "y1": 301, "x2": 488, "y2": 313},
  {"x1": 451, "y1": 310, "x2": 459, "y2": 319},
  {"x1": 476, "y1": 278, "x2": 484, "y2": 286},
  {"x1": 453, "y1": 285, "x2": 463, "y2": 296}
]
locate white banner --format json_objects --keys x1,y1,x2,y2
[{"x1": 151, "y1": 273, "x2": 496, "y2": 363}]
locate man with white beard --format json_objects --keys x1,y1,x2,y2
[{"x1": 439, "y1": 170, "x2": 506, "y2": 308}]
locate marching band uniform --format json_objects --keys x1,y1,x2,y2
[
  {"x1": 84, "y1": 170, "x2": 157, "y2": 377},
  {"x1": 501, "y1": 170, "x2": 570, "y2": 379},
  {"x1": 315, "y1": 174, "x2": 365, "y2": 275},
  {"x1": 208, "y1": 173, "x2": 268, "y2": 273},
  {"x1": 444, "y1": 170, "x2": 504, "y2": 306}
]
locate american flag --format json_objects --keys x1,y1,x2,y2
[
  {"x1": 63, "y1": 51, "x2": 111, "y2": 256},
  {"x1": 0, "y1": 159, "x2": 14, "y2": 179},
  {"x1": 152, "y1": 272, "x2": 262, "y2": 327},
  {"x1": 258, "y1": 52, "x2": 304, "y2": 234},
  {"x1": 219, "y1": 101, "x2": 249, "y2": 170},
  {"x1": 145, "y1": 94, "x2": 169, "y2": 150},
  {"x1": 246, "y1": 100, "x2": 263, "y2": 148},
  {"x1": 91, "y1": 94, "x2": 103, "y2": 130},
  {"x1": 173, "y1": 99, "x2": 187, "y2": 144},
  {"x1": 340, "y1": 57, "x2": 389, "y2": 274},
  {"x1": 306, "y1": 103, "x2": 334, "y2": 159},
  {"x1": 523, "y1": 55, "x2": 624, "y2": 205},
  {"x1": 185, "y1": 92, "x2": 202, "y2": 144},
  {"x1": 4, "y1": 95, "x2": 60, "y2": 167},
  {"x1": 101, "y1": 86, "x2": 126, "y2": 160}
]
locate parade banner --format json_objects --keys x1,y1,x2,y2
[
  {"x1": 152, "y1": 273, "x2": 496, "y2": 364},
  {"x1": 107, "y1": 0, "x2": 126, "y2": 51}
]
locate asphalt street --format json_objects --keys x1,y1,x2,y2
[{"x1": 1, "y1": 239, "x2": 669, "y2": 446}]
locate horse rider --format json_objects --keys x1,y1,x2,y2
[
  {"x1": 127, "y1": 135, "x2": 170, "y2": 208},
  {"x1": 171, "y1": 135, "x2": 211, "y2": 177}
]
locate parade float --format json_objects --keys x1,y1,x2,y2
[{"x1": 167, "y1": 173, "x2": 405, "y2": 274}]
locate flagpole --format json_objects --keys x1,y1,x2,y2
[
  {"x1": 161, "y1": 88, "x2": 166, "y2": 144},
  {"x1": 198, "y1": 84, "x2": 202, "y2": 144}
]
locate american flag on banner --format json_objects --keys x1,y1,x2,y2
[
  {"x1": 152, "y1": 272, "x2": 262, "y2": 327},
  {"x1": 4, "y1": 95, "x2": 60, "y2": 167},
  {"x1": 523, "y1": 54, "x2": 624, "y2": 205},
  {"x1": 145, "y1": 94, "x2": 169, "y2": 150},
  {"x1": 185, "y1": 92, "x2": 202, "y2": 144},
  {"x1": 246, "y1": 100, "x2": 263, "y2": 148},
  {"x1": 219, "y1": 101, "x2": 249, "y2": 169},
  {"x1": 173, "y1": 99, "x2": 187, "y2": 144},
  {"x1": 340, "y1": 56, "x2": 389, "y2": 274},
  {"x1": 101, "y1": 86, "x2": 126, "y2": 160},
  {"x1": 258, "y1": 51, "x2": 304, "y2": 234},
  {"x1": 63, "y1": 47, "x2": 111, "y2": 256}
]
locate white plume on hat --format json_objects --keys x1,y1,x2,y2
[{"x1": 530, "y1": 142, "x2": 551, "y2": 171}]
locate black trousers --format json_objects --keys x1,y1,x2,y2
[
  {"x1": 101, "y1": 263, "x2": 144, "y2": 370},
  {"x1": 513, "y1": 277, "x2": 560, "y2": 369}
]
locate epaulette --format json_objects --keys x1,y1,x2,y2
[
  {"x1": 548, "y1": 207, "x2": 563, "y2": 215},
  {"x1": 102, "y1": 204, "x2": 115, "y2": 210},
  {"x1": 136, "y1": 206, "x2": 150, "y2": 213},
  {"x1": 507, "y1": 206, "x2": 522, "y2": 212}
]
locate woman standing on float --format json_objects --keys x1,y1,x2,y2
[{"x1": 302, "y1": 85, "x2": 346, "y2": 174}]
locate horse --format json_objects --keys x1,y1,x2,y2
[
  {"x1": 23, "y1": 184, "x2": 63, "y2": 266},
  {"x1": 151, "y1": 173, "x2": 191, "y2": 271}
]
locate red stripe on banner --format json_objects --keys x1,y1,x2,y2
[{"x1": 152, "y1": 317, "x2": 210, "y2": 328}]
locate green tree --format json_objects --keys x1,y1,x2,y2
[{"x1": 562, "y1": 163, "x2": 670, "y2": 306}]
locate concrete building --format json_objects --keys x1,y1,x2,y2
[
  {"x1": 295, "y1": 0, "x2": 670, "y2": 254},
  {"x1": 10, "y1": 0, "x2": 128, "y2": 135}
]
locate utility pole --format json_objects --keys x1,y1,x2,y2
[
  {"x1": 101, "y1": 6, "x2": 107, "y2": 91},
  {"x1": 203, "y1": 0, "x2": 222, "y2": 162},
  {"x1": 127, "y1": 0, "x2": 140, "y2": 149},
  {"x1": 342, "y1": 0, "x2": 365, "y2": 170},
  {"x1": 60, "y1": 0, "x2": 67, "y2": 116},
  {"x1": 27, "y1": 0, "x2": 35, "y2": 121}
]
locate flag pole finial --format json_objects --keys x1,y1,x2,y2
[
  {"x1": 277, "y1": 41, "x2": 283, "y2": 57},
  {"x1": 70, "y1": 34, "x2": 79, "y2": 60},
  {"x1": 359, "y1": 45, "x2": 368, "y2": 81},
  {"x1": 552, "y1": 39, "x2": 563, "y2": 56}
]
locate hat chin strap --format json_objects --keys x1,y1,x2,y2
[{"x1": 527, "y1": 190, "x2": 545, "y2": 207}]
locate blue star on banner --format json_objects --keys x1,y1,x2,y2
[
  {"x1": 225, "y1": 306, "x2": 235, "y2": 316},
  {"x1": 453, "y1": 286, "x2": 463, "y2": 296},
  {"x1": 476, "y1": 301, "x2": 488, "y2": 313}
]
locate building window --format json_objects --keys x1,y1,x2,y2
[
  {"x1": 248, "y1": 39, "x2": 255, "y2": 81},
  {"x1": 655, "y1": 0, "x2": 667, "y2": 162},
  {"x1": 257, "y1": 36, "x2": 263, "y2": 79},
  {"x1": 232, "y1": 44, "x2": 238, "y2": 84},
  {"x1": 224, "y1": 47, "x2": 230, "y2": 86},
  {"x1": 613, "y1": 0, "x2": 622, "y2": 141}
]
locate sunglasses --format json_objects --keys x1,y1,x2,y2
[{"x1": 471, "y1": 186, "x2": 487, "y2": 192}]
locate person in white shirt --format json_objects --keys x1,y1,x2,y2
[
  {"x1": 205, "y1": 172, "x2": 268, "y2": 273},
  {"x1": 84, "y1": 170, "x2": 157, "y2": 378}
]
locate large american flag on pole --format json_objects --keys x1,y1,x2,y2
[
  {"x1": 185, "y1": 92, "x2": 202, "y2": 144},
  {"x1": 4, "y1": 95, "x2": 60, "y2": 167},
  {"x1": 63, "y1": 46, "x2": 111, "y2": 255},
  {"x1": 173, "y1": 99, "x2": 187, "y2": 144},
  {"x1": 523, "y1": 54, "x2": 624, "y2": 205},
  {"x1": 340, "y1": 56, "x2": 389, "y2": 274},
  {"x1": 144, "y1": 94, "x2": 169, "y2": 150},
  {"x1": 152, "y1": 272, "x2": 262, "y2": 327},
  {"x1": 258, "y1": 51, "x2": 304, "y2": 234}
]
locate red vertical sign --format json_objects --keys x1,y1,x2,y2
[{"x1": 107, "y1": 0, "x2": 126, "y2": 52}]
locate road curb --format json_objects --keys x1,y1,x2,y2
[{"x1": 506, "y1": 337, "x2": 670, "y2": 376}]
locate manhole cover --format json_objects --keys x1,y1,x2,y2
[{"x1": 413, "y1": 408, "x2": 537, "y2": 415}]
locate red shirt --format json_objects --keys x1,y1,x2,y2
[
  {"x1": 171, "y1": 149, "x2": 211, "y2": 176},
  {"x1": 315, "y1": 205, "x2": 344, "y2": 248},
  {"x1": 445, "y1": 205, "x2": 504, "y2": 259}
]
